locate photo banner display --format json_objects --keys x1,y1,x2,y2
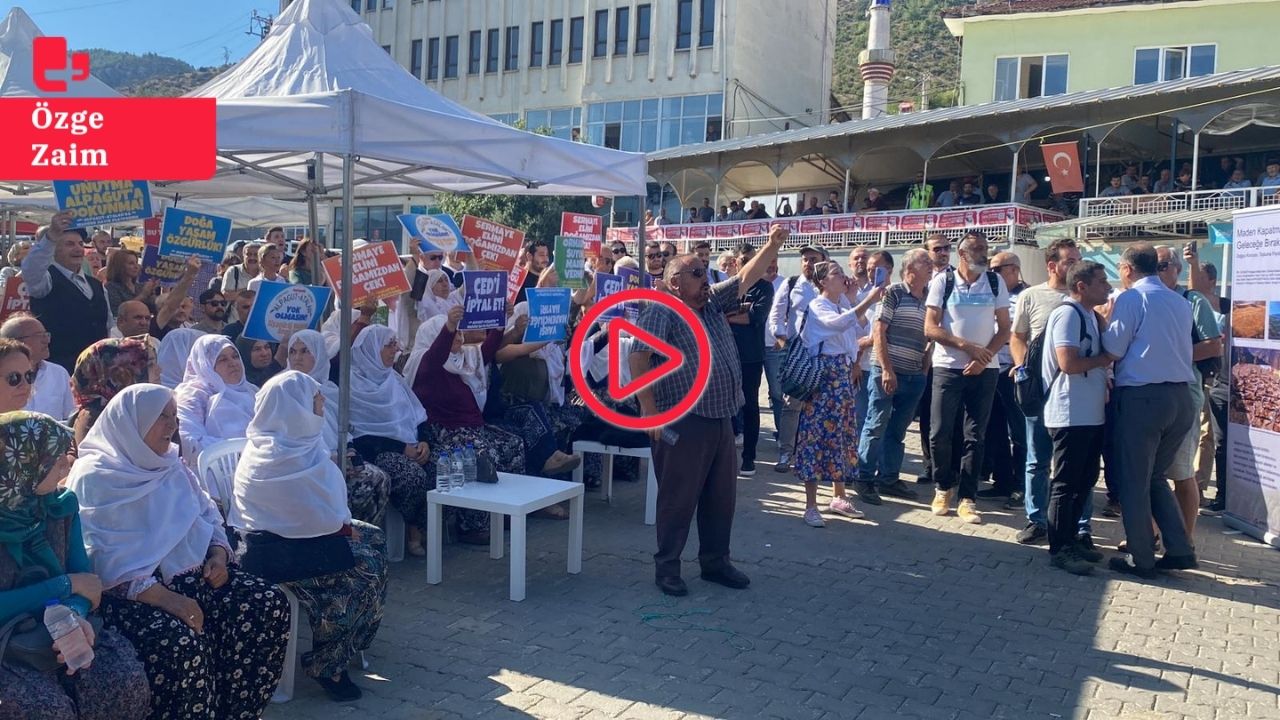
[
  {"x1": 1225, "y1": 205, "x2": 1280, "y2": 548},
  {"x1": 524, "y1": 287, "x2": 572, "y2": 343},
  {"x1": 321, "y1": 241, "x2": 411, "y2": 308},
  {"x1": 242, "y1": 280, "x2": 333, "y2": 343},
  {"x1": 461, "y1": 271, "x2": 508, "y2": 330},
  {"x1": 158, "y1": 208, "x2": 231, "y2": 264},
  {"x1": 53, "y1": 180, "x2": 152, "y2": 229}
]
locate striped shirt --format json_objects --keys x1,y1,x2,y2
[{"x1": 874, "y1": 283, "x2": 928, "y2": 375}]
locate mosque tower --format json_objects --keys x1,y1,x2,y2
[{"x1": 858, "y1": 0, "x2": 897, "y2": 119}]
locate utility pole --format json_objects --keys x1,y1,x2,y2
[
  {"x1": 920, "y1": 71, "x2": 930, "y2": 111},
  {"x1": 247, "y1": 11, "x2": 273, "y2": 41}
]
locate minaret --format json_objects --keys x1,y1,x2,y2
[{"x1": 858, "y1": 0, "x2": 897, "y2": 119}]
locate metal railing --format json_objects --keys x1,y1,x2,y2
[{"x1": 1079, "y1": 186, "x2": 1280, "y2": 219}]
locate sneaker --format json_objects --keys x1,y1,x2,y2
[
  {"x1": 957, "y1": 499, "x2": 982, "y2": 524},
  {"x1": 854, "y1": 481, "x2": 883, "y2": 506},
  {"x1": 1154, "y1": 553, "x2": 1198, "y2": 571},
  {"x1": 735, "y1": 434, "x2": 744, "y2": 447},
  {"x1": 829, "y1": 496, "x2": 865, "y2": 519},
  {"x1": 916, "y1": 473, "x2": 934, "y2": 485},
  {"x1": 1074, "y1": 534, "x2": 1103, "y2": 562},
  {"x1": 931, "y1": 489, "x2": 953, "y2": 516},
  {"x1": 739, "y1": 460, "x2": 756, "y2": 477},
  {"x1": 1102, "y1": 499, "x2": 1121, "y2": 518},
  {"x1": 1016, "y1": 523, "x2": 1047, "y2": 545},
  {"x1": 774, "y1": 453, "x2": 791, "y2": 473},
  {"x1": 976, "y1": 487, "x2": 1009, "y2": 500},
  {"x1": 1199, "y1": 499, "x2": 1225, "y2": 516},
  {"x1": 1003, "y1": 491, "x2": 1025, "y2": 510},
  {"x1": 1051, "y1": 548, "x2": 1095, "y2": 576},
  {"x1": 880, "y1": 480, "x2": 920, "y2": 501},
  {"x1": 803, "y1": 507, "x2": 825, "y2": 528}
]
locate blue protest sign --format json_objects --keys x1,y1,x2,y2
[
  {"x1": 397, "y1": 213, "x2": 470, "y2": 254},
  {"x1": 461, "y1": 271, "x2": 507, "y2": 330},
  {"x1": 54, "y1": 180, "x2": 152, "y2": 229},
  {"x1": 242, "y1": 280, "x2": 333, "y2": 343},
  {"x1": 617, "y1": 267, "x2": 650, "y2": 320},
  {"x1": 595, "y1": 272, "x2": 625, "y2": 320},
  {"x1": 1209, "y1": 222, "x2": 1232, "y2": 245},
  {"x1": 158, "y1": 208, "x2": 232, "y2": 264},
  {"x1": 524, "y1": 288, "x2": 572, "y2": 342}
]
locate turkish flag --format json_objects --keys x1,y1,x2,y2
[{"x1": 1041, "y1": 141, "x2": 1084, "y2": 194}]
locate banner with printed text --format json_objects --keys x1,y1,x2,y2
[
  {"x1": 0, "y1": 275, "x2": 30, "y2": 321},
  {"x1": 594, "y1": 272, "x2": 625, "y2": 320},
  {"x1": 1225, "y1": 205, "x2": 1280, "y2": 548},
  {"x1": 461, "y1": 215, "x2": 524, "y2": 272},
  {"x1": 242, "y1": 280, "x2": 332, "y2": 343},
  {"x1": 553, "y1": 235, "x2": 586, "y2": 289},
  {"x1": 158, "y1": 208, "x2": 231, "y2": 264},
  {"x1": 524, "y1": 287, "x2": 572, "y2": 342},
  {"x1": 397, "y1": 213, "x2": 470, "y2": 254},
  {"x1": 53, "y1": 180, "x2": 152, "y2": 228},
  {"x1": 321, "y1": 241, "x2": 411, "y2": 308},
  {"x1": 461, "y1": 271, "x2": 508, "y2": 330}
]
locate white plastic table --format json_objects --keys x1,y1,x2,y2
[{"x1": 426, "y1": 473, "x2": 584, "y2": 601}]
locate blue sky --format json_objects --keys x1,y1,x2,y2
[{"x1": 3, "y1": 0, "x2": 278, "y2": 68}]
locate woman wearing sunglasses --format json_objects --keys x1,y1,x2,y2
[{"x1": 0, "y1": 339, "x2": 36, "y2": 414}]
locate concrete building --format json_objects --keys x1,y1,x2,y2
[{"x1": 945, "y1": 0, "x2": 1280, "y2": 105}]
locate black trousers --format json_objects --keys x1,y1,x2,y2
[
  {"x1": 740, "y1": 361, "x2": 763, "y2": 463},
  {"x1": 1102, "y1": 397, "x2": 1120, "y2": 504},
  {"x1": 651, "y1": 414, "x2": 737, "y2": 579},
  {"x1": 1047, "y1": 425, "x2": 1104, "y2": 553},
  {"x1": 929, "y1": 368, "x2": 999, "y2": 500},
  {"x1": 917, "y1": 367, "x2": 962, "y2": 480},
  {"x1": 982, "y1": 370, "x2": 1026, "y2": 494},
  {"x1": 1207, "y1": 374, "x2": 1229, "y2": 503}
]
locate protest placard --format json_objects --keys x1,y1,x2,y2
[
  {"x1": 0, "y1": 276, "x2": 30, "y2": 321},
  {"x1": 561, "y1": 212, "x2": 602, "y2": 239},
  {"x1": 594, "y1": 272, "x2": 624, "y2": 320},
  {"x1": 397, "y1": 213, "x2": 470, "y2": 254},
  {"x1": 138, "y1": 245, "x2": 191, "y2": 286},
  {"x1": 54, "y1": 180, "x2": 152, "y2": 229},
  {"x1": 158, "y1": 208, "x2": 232, "y2": 264},
  {"x1": 242, "y1": 280, "x2": 333, "y2": 343},
  {"x1": 617, "y1": 266, "x2": 649, "y2": 321},
  {"x1": 553, "y1": 235, "x2": 586, "y2": 289},
  {"x1": 507, "y1": 266, "x2": 528, "y2": 305},
  {"x1": 524, "y1": 287, "x2": 572, "y2": 343},
  {"x1": 461, "y1": 271, "x2": 508, "y2": 330},
  {"x1": 461, "y1": 216, "x2": 524, "y2": 272},
  {"x1": 321, "y1": 241, "x2": 411, "y2": 307}
]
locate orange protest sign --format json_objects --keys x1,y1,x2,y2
[
  {"x1": 322, "y1": 241, "x2": 411, "y2": 307},
  {"x1": 461, "y1": 215, "x2": 525, "y2": 272}
]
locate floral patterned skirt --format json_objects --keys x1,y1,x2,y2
[
  {"x1": 0, "y1": 626, "x2": 150, "y2": 720},
  {"x1": 795, "y1": 354, "x2": 859, "y2": 486}
]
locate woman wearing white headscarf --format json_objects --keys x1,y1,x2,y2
[
  {"x1": 414, "y1": 268, "x2": 463, "y2": 322},
  {"x1": 347, "y1": 325, "x2": 438, "y2": 555},
  {"x1": 68, "y1": 384, "x2": 289, "y2": 720},
  {"x1": 285, "y1": 330, "x2": 390, "y2": 525},
  {"x1": 156, "y1": 328, "x2": 204, "y2": 389},
  {"x1": 232, "y1": 372, "x2": 387, "y2": 703},
  {"x1": 174, "y1": 335, "x2": 257, "y2": 459}
]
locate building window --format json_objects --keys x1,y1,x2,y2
[
  {"x1": 635, "y1": 4, "x2": 651, "y2": 55},
  {"x1": 468, "y1": 30, "x2": 482, "y2": 74},
  {"x1": 333, "y1": 205, "x2": 404, "y2": 248},
  {"x1": 383, "y1": 0, "x2": 394, "y2": 8},
  {"x1": 1134, "y1": 45, "x2": 1215, "y2": 84},
  {"x1": 585, "y1": 93, "x2": 721, "y2": 152},
  {"x1": 427, "y1": 37, "x2": 440, "y2": 80},
  {"x1": 699, "y1": 0, "x2": 715, "y2": 47},
  {"x1": 993, "y1": 54, "x2": 1067, "y2": 101},
  {"x1": 593, "y1": 10, "x2": 609, "y2": 59},
  {"x1": 614, "y1": 7, "x2": 630, "y2": 56},
  {"x1": 525, "y1": 107, "x2": 583, "y2": 141},
  {"x1": 365, "y1": 0, "x2": 375, "y2": 11},
  {"x1": 549, "y1": 19, "x2": 564, "y2": 64},
  {"x1": 676, "y1": 0, "x2": 692, "y2": 50},
  {"x1": 530, "y1": 22, "x2": 544, "y2": 66},
  {"x1": 505, "y1": 26, "x2": 519, "y2": 71},
  {"x1": 569, "y1": 16, "x2": 584, "y2": 63},
  {"x1": 350, "y1": 0, "x2": 361, "y2": 13},
  {"x1": 410, "y1": 39, "x2": 423, "y2": 79},
  {"x1": 490, "y1": 113, "x2": 520, "y2": 126},
  {"x1": 444, "y1": 35, "x2": 459, "y2": 78},
  {"x1": 486, "y1": 28, "x2": 500, "y2": 73}
]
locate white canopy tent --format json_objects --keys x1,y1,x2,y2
[{"x1": 156, "y1": 0, "x2": 648, "y2": 460}]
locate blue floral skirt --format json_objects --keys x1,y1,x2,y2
[{"x1": 795, "y1": 354, "x2": 859, "y2": 485}]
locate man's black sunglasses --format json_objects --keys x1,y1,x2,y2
[{"x1": 5, "y1": 370, "x2": 37, "y2": 387}]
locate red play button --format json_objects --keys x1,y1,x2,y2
[{"x1": 607, "y1": 318, "x2": 685, "y2": 402}]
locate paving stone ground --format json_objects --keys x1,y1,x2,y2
[{"x1": 265, "y1": 410, "x2": 1280, "y2": 720}]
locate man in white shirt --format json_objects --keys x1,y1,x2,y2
[
  {"x1": 21, "y1": 211, "x2": 113, "y2": 372},
  {"x1": 766, "y1": 245, "x2": 827, "y2": 472},
  {"x1": 246, "y1": 244, "x2": 285, "y2": 292},
  {"x1": 924, "y1": 231, "x2": 1011, "y2": 524},
  {"x1": 0, "y1": 315, "x2": 74, "y2": 421},
  {"x1": 1041, "y1": 261, "x2": 1113, "y2": 575},
  {"x1": 221, "y1": 241, "x2": 261, "y2": 295}
]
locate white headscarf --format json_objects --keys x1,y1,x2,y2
[
  {"x1": 408, "y1": 315, "x2": 488, "y2": 411},
  {"x1": 230, "y1": 371, "x2": 350, "y2": 538},
  {"x1": 157, "y1": 328, "x2": 205, "y2": 389},
  {"x1": 508, "y1": 302, "x2": 566, "y2": 405},
  {"x1": 286, "y1": 329, "x2": 340, "y2": 451},
  {"x1": 67, "y1": 384, "x2": 223, "y2": 590},
  {"x1": 350, "y1": 324, "x2": 426, "y2": 444},
  {"x1": 175, "y1": 334, "x2": 257, "y2": 441},
  {"x1": 415, "y1": 269, "x2": 462, "y2": 322}
]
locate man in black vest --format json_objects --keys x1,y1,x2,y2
[{"x1": 21, "y1": 211, "x2": 111, "y2": 373}]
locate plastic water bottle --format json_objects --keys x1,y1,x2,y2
[
  {"x1": 451, "y1": 452, "x2": 466, "y2": 491},
  {"x1": 436, "y1": 453, "x2": 453, "y2": 493},
  {"x1": 462, "y1": 444, "x2": 477, "y2": 486},
  {"x1": 43, "y1": 600, "x2": 93, "y2": 672}
]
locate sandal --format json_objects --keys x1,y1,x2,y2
[
  {"x1": 533, "y1": 503, "x2": 570, "y2": 520},
  {"x1": 542, "y1": 452, "x2": 582, "y2": 475}
]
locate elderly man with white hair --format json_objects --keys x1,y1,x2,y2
[{"x1": 0, "y1": 313, "x2": 74, "y2": 420}]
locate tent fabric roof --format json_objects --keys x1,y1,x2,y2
[
  {"x1": 156, "y1": 0, "x2": 646, "y2": 198},
  {"x1": 0, "y1": 7, "x2": 120, "y2": 98}
]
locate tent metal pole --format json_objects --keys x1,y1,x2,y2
[
  {"x1": 636, "y1": 195, "x2": 646, "y2": 259},
  {"x1": 1094, "y1": 138, "x2": 1103, "y2": 197},
  {"x1": 1010, "y1": 148, "x2": 1019, "y2": 205},
  {"x1": 842, "y1": 168, "x2": 851, "y2": 213},
  {"x1": 337, "y1": 154, "x2": 355, "y2": 476},
  {"x1": 307, "y1": 194, "x2": 319, "y2": 245},
  {"x1": 1191, "y1": 131, "x2": 1201, "y2": 191}
]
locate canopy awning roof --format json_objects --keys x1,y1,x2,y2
[{"x1": 0, "y1": 7, "x2": 120, "y2": 99}]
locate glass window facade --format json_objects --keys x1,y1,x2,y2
[
  {"x1": 427, "y1": 37, "x2": 439, "y2": 80},
  {"x1": 676, "y1": 0, "x2": 692, "y2": 50},
  {"x1": 530, "y1": 22, "x2": 544, "y2": 66},
  {"x1": 444, "y1": 35, "x2": 458, "y2": 78},
  {"x1": 468, "y1": 30, "x2": 482, "y2": 74},
  {"x1": 333, "y1": 205, "x2": 404, "y2": 248},
  {"x1": 569, "y1": 16, "x2": 584, "y2": 63},
  {"x1": 614, "y1": 7, "x2": 629, "y2": 55},
  {"x1": 505, "y1": 26, "x2": 519, "y2": 71},
  {"x1": 584, "y1": 93, "x2": 721, "y2": 152},
  {"x1": 993, "y1": 54, "x2": 1068, "y2": 101},
  {"x1": 594, "y1": 10, "x2": 609, "y2": 58},
  {"x1": 486, "y1": 28, "x2": 500, "y2": 73},
  {"x1": 1135, "y1": 45, "x2": 1216, "y2": 84},
  {"x1": 410, "y1": 39, "x2": 423, "y2": 79},
  {"x1": 549, "y1": 19, "x2": 564, "y2": 64},
  {"x1": 699, "y1": 0, "x2": 715, "y2": 47},
  {"x1": 635, "y1": 4, "x2": 651, "y2": 55},
  {"x1": 525, "y1": 107, "x2": 583, "y2": 141}
]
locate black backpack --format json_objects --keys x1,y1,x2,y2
[
  {"x1": 1014, "y1": 302, "x2": 1090, "y2": 418},
  {"x1": 1183, "y1": 289, "x2": 1223, "y2": 381},
  {"x1": 941, "y1": 269, "x2": 1000, "y2": 308}
]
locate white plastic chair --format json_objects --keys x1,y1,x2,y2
[
  {"x1": 272, "y1": 587, "x2": 368, "y2": 704},
  {"x1": 383, "y1": 507, "x2": 405, "y2": 563},
  {"x1": 196, "y1": 438, "x2": 247, "y2": 517}
]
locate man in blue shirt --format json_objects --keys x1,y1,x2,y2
[{"x1": 1102, "y1": 243, "x2": 1199, "y2": 578}]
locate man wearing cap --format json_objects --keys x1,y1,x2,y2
[
  {"x1": 21, "y1": 211, "x2": 113, "y2": 372},
  {"x1": 767, "y1": 243, "x2": 828, "y2": 473}
]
